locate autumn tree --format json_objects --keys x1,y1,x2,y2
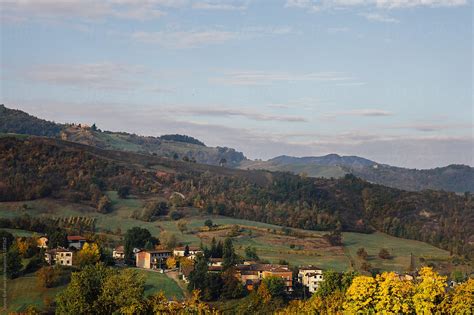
[
  {"x1": 413, "y1": 267, "x2": 447, "y2": 314},
  {"x1": 166, "y1": 256, "x2": 177, "y2": 269},
  {"x1": 344, "y1": 275, "x2": 377, "y2": 313},
  {"x1": 375, "y1": 272, "x2": 414, "y2": 314},
  {"x1": 439, "y1": 278, "x2": 474, "y2": 314},
  {"x1": 76, "y1": 242, "x2": 100, "y2": 267}
]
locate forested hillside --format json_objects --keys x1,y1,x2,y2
[
  {"x1": 0, "y1": 104, "x2": 63, "y2": 137},
  {"x1": 0, "y1": 105, "x2": 246, "y2": 166},
  {"x1": 1, "y1": 136, "x2": 472, "y2": 258}
]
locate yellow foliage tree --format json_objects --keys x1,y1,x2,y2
[
  {"x1": 179, "y1": 256, "x2": 194, "y2": 268},
  {"x1": 16, "y1": 238, "x2": 30, "y2": 256},
  {"x1": 413, "y1": 267, "x2": 447, "y2": 314},
  {"x1": 344, "y1": 275, "x2": 377, "y2": 313},
  {"x1": 375, "y1": 272, "x2": 414, "y2": 314},
  {"x1": 76, "y1": 242, "x2": 100, "y2": 267},
  {"x1": 166, "y1": 256, "x2": 177, "y2": 269},
  {"x1": 439, "y1": 278, "x2": 474, "y2": 314}
]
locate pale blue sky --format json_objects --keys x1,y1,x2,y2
[{"x1": 1, "y1": 0, "x2": 472, "y2": 168}]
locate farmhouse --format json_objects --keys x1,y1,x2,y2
[
  {"x1": 67, "y1": 235, "x2": 87, "y2": 250},
  {"x1": 37, "y1": 236, "x2": 48, "y2": 249},
  {"x1": 136, "y1": 249, "x2": 172, "y2": 269},
  {"x1": 44, "y1": 247, "x2": 74, "y2": 266},
  {"x1": 235, "y1": 264, "x2": 293, "y2": 292},
  {"x1": 298, "y1": 266, "x2": 324, "y2": 293},
  {"x1": 113, "y1": 245, "x2": 125, "y2": 260},
  {"x1": 173, "y1": 246, "x2": 202, "y2": 259}
]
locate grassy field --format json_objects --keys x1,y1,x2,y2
[
  {"x1": 4, "y1": 273, "x2": 66, "y2": 313},
  {"x1": 0, "y1": 195, "x2": 453, "y2": 272},
  {"x1": 134, "y1": 269, "x2": 184, "y2": 300}
]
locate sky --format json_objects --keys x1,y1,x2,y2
[{"x1": 0, "y1": 0, "x2": 472, "y2": 169}]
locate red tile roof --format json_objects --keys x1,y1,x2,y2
[{"x1": 67, "y1": 236, "x2": 86, "y2": 241}]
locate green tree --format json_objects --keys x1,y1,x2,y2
[
  {"x1": 261, "y1": 276, "x2": 286, "y2": 300},
  {"x1": 204, "y1": 219, "x2": 213, "y2": 229},
  {"x1": 244, "y1": 246, "x2": 259, "y2": 261},
  {"x1": 222, "y1": 237, "x2": 238, "y2": 270},
  {"x1": 96, "y1": 269, "x2": 146, "y2": 314},
  {"x1": 221, "y1": 268, "x2": 245, "y2": 299},
  {"x1": 56, "y1": 263, "x2": 112, "y2": 314},
  {"x1": 0, "y1": 248, "x2": 22, "y2": 279},
  {"x1": 0, "y1": 230, "x2": 14, "y2": 250},
  {"x1": 188, "y1": 254, "x2": 208, "y2": 292},
  {"x1": 124, "y1": 227, "x2": 154, "y2": 263}
]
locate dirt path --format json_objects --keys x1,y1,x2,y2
[{"x1": 165, "y1": 270, "x2": 190, "y2": 298}]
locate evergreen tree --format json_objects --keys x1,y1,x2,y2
[{"x1": 222, "y1": 238, "x2": 237, "y2": 270}]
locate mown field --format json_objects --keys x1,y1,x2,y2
[
  {"x1": 0, "y1": 192, "x2": 453, "y2": 273},
  {"x1": 4, "y1": 273, "x2": 66, "y2": 313},
  {"x1": 134, "y1": 268, "x2": 184, "y2": 300}
]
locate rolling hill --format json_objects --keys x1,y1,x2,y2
[
  {"x1": 1, "y1": 104, "x2": 473, "y2": 193},
  {"x1": 0, "y1": 105, "x2": 246, "y2": 167},
  {"x1": 241, "y1": 154, "x2": 474, "y2": 193},
  {"x1": 1, "y1": 135, "x2": 472, "y2": 258}
]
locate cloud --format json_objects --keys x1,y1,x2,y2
[
  {"x1": 175, "y1": 107, "x2": 308, "y2": 122},
  {"x1": 1, "y1": 0, "x2": 170, "y2": 22},
  {"x1": 285, "y1": 0, "x2": 468, "y2": 11},
  {"x1": 328, "y1": 108, "x2": 394, "y2": 117},
  {"x1": 212, "y1": 71, "x2": 358, "y2": 86},
  {"x1": 129, "y1": 26, "x2": 293, "y2": 48},
  {"x1": 23, "y1": 63, "x2": 146, "y2": 90},
  {"x1": 389, "y1": 122, "x2": 473, "y2": 132},
  {"x1": 359, "y1": 12, "x2": 399, "y2": 23},
  {"x1": 130, "y1": 30, "x2": 237, "y2": 48},
  {"x1": 192, "y1": 1, "x2": 248, "y2": 10}
]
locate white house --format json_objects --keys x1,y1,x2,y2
[
  {"x1": 113, "y1": 245, "x2": 125, "y2": 260},
  {"x1": 45, "y1": 247, "x2": 74, "y2": 266},
  {"x1": 173, "y1": 246, "x2": 202, "y2": 259},
  {"x1": 298, "y1": 266, "x2": 324, "y2": 293}
]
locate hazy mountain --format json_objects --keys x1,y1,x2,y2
[
  {"x1": 241, "y1": 154, "x2": 474, "y2": 193},
  {"x1": 0, "y1": 105, "x2": 246, "y2": 167}
]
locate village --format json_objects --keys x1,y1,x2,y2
[
  {"x1": 37, "y1": 231, "x2": 425, "y2": 299},
  {"x1": 39, "y1": 233, "x2": 326, "y2": 295}
]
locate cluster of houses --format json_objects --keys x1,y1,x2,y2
[
  {"x1": 41, "y1": 235, "x2": 87, "y2": 267},
  {"x1": 130, "y1": 247, "x2": 325, "y2": 293},
  {"x1": 39, "y1": 235, "x2": 327, "y2": 293}
]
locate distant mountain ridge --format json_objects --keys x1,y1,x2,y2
[
  {"x1": 241, "y1": 154, "x2": 474, "y2": 193},
  {"x1": 0, "y1": 105, "x2": 246, "y2": 167},
  {"x1": 1, "y1": 104, "x2": 472, "y2": 193}
]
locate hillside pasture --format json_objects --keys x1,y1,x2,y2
[{"x1": 0, "y1": 196, "x2": 453, "y2": 272}]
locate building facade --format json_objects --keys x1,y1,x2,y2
[
  {"x1": 136, "y1": 250, "x2": 172, "y2": 269},
  {"x1": 298, "y1": 266, "x2": 324, "y2": 293},
  {"x1": 44, "y1": 248, "x2": 74, "y2": 266}
]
